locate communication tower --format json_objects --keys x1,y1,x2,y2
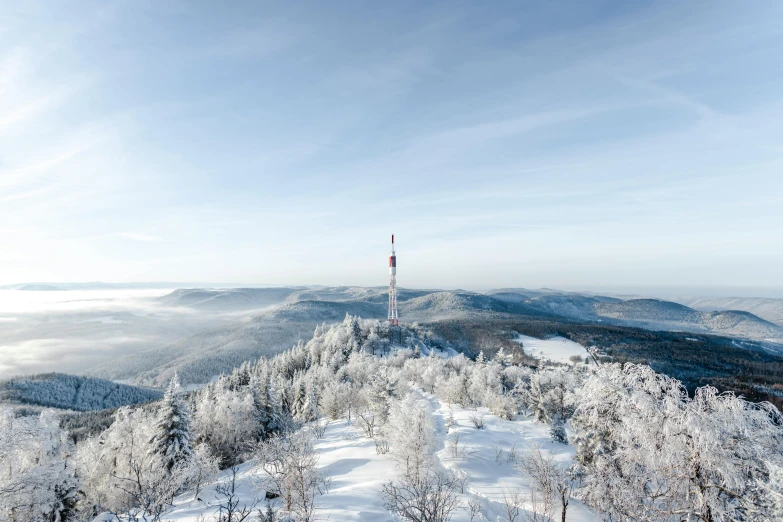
[{"x1": 388, "y1": 234, "x2": 399, "y2": 326}]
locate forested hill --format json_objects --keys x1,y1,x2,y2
[{"x1": 0, "y1": 373, "x2": 162, "y2": 411}]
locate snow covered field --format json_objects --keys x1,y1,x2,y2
[
  {"x1": 159, "y1": 395, "x2": 593, "y2": 522},
  {"x1": 515, "y1": 335, "x2": 588, "y2": 364}
]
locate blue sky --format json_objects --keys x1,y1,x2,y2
[{"x1": 1, "y1": 0, "x2": 782, "y2": 293}]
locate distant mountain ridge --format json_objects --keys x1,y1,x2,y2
[
  {"x1": 84, "y1": 285, "x2": 783, "y2": 387},
  {"x1": 17, "y1": 284, "x2": 65, "y2": 291},
  {"x1": 87, "y1": 296, "x2": 389, "y2": 386},
  {"x1": 87, "y1": 289, "x2": 553, "y2": 386},
  {"x1": 674, "y1": 296, "x2": 783, "y2": 327},
  {"x1": 157, "y1": 287, "x2": 305, "y2": 311},
  {"x1": 489, "y1": 293, "x2": 783, "y2": 342}
]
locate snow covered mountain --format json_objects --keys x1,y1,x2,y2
[
  {"x1": 595, "y1": 299, "x2": 783, "y2": 340},
  {"x1": 491, "y1": 291, "x2": 783, "y2": 342},
  {"x1": 157, "y1": 287, "x2": 303, "y2": 311},
  {"x1": 675, "y1": 296, "x2": 783, "y2": 327},
  {"x1": 25, "y1": 316, "x2": 777, "y2": 522},
  {"x1": 86, "y1": 298, "x2": 389, "y2": 386},
  {"x1": 399, "y1": 291, "x2": 544, "y2": 321},
  {"x1": 83, "y1": 286, "x2": 783, "y2": 388},
  {"x1": 86, "y1": 290, "x2": 547, "y2": 386}
]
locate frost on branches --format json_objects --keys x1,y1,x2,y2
[
  {"x1": 0, "y1": 408, "x2": 78, "y2": 522},
  {"x1": 571, "y1": 363, "x2": 783, "y2": 521}
]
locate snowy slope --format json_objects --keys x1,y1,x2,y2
[
  {"x1": 432, "y1": 398, "x2": 594, "y2": 521},
  {"x1": 153, "y1": 397, "x2": 594, "y2": 522}
]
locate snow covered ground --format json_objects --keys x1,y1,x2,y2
[
  {"x1": 515, "y1": 335, "x2": 589, "y2": 365},
  {"x1": 157, "y1": 395, "x2": 593, "y2": 522}
]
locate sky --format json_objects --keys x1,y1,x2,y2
[{"x1": 1, "y1": 0, "x2": 783, "y2": 294}]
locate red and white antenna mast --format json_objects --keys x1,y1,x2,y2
[{"x1": 388, "y1": 234, "x2": 399, "y2": 326}]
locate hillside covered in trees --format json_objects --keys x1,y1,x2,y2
[
  {"x1": 0, "y1": 373, "x2": 162, "y2": 412},
  {"x1": 2, "y1": 315, "x2": 781, "y2": 521}
]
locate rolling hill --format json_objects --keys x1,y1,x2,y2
[
  {"x1": 157, "y1": 287, "x2": 303, "y2": 311},
  {"x1": 87, "y1": 290, "x2": 553, "y2": 386},
  {"x1": 675, "y1": 296, "x2": 783, "y2": 327},
  {"x1": 87, "y1": 297, "x2": 389, "y2": 386},
  {"x1": 490, "y1": 291, "x2": 783, "y2": 343},
  {"x1": 84, "y1": 286, "x2": 783, "y2": 390}
]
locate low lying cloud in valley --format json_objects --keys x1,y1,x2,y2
[{"x1": 0, "y1": 289, "x2": 242, "y2": 379}]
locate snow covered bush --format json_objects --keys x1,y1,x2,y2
[
  {"x1": 256, "y1": 430, "x2": 329, "y2": 521},
  {"x1": 381, "y1": 469, "x2": 462, "y2": 522},
  {"x1": 518, "y1": 444, "x2": 574, "y2": 522}
]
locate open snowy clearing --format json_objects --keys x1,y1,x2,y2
[
  {"x1": 515, "y1": 335, "x2": 589, "y2": 365},
  {"x1": 155, "y1": 394, "x2": 593, "y2": 522}
]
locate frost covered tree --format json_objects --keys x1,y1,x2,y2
[
  {"x1": 249, "y1": 371, "x2": 284, "y2": 439},
  {"x1": 320, "y1": 381, "x2": 352, "y2": 420},
  {"x1": 571, "y1": 363, "x2": 783, "y2": 521},
  {"x1": 494, "y1": 347, "x2": 512, "y2": 367},
  {"x1": 363, "y1": 330, "x2": 381, "y2": 356},
  {"x1": 356, "y1": 370, "x2": 397, "y2": 438},
  {"x1": 0, "y1": 407, "x2": 78, "y2": 522},
  {"x1": 436, "y1": 372, "x2": 470, "y2": 407},
  {"x1": 386, "y1": 394, "x2": 437, "y2": 485},
  {"x1": 76, "y1": 406, "x2": 181, "y2": 520},
  {"x1": 148, "y1": 375, "x2": 193, "y2": 473},
  {"x1": 192, "y1": 380, "x2": 259, "y2": 467},
  {"x1": 349, "y1": 314, "x2": 363, "y2": 344},
  {"x1": 182, "y1": 443, "x2": 220, "y2": 500}
]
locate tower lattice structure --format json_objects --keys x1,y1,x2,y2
[{"x1": 388, "y1": 234, "x2": 398, "y2": 326}]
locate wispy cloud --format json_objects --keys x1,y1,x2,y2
[
  {"x1": 0, "y1": 1, "x2": 781, "y2": 289},
  {"x1": 119, "y1": 232, "x2": 164, "y2": 242}
]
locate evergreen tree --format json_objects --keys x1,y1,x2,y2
[
  {"x1": 250, "y1": 373, "x2": 270, "y2": 440},
  {"x1": 495, "y1": 347, "x2": 512, "y2": 367},
  {"x1": 149, "y1": 374, "x2": 193, "y2": 473},
  {"x1": 350, "y1": 315, "x2": 362, "y2": 343},
  {"x1": 301, "y1": 378, "x2": 319, "y2": 423},
  {"x1": 550, "y1": 415, "x2": 568, "y2": 444}
]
